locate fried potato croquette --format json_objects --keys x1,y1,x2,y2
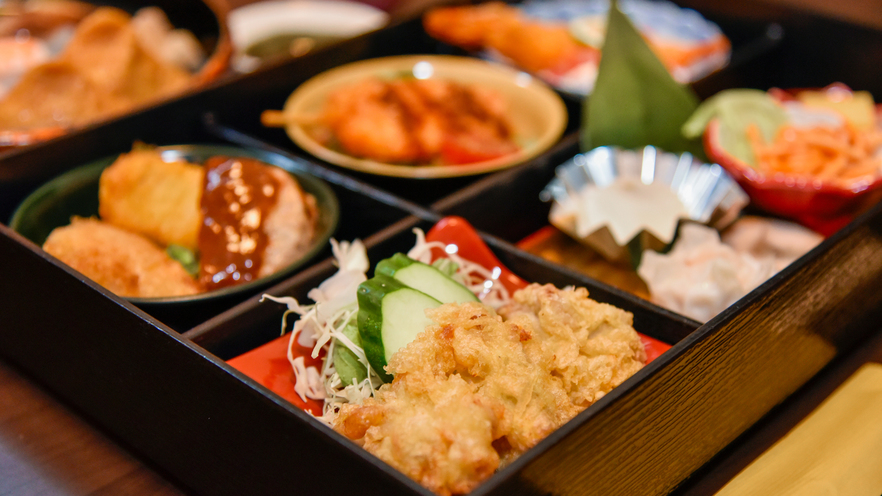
[
  {"x1": 99, "y1": 147, "x2": 203, "y2": 250},
  {"x1": 333, "y1": 284, "x2": 646, "y2": 495},
  {"x1": 43, "y1": 217, "x2": 202, "y2": 298}
]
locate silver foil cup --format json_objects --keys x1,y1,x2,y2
[{"x1": 542, "y1": 146, "x2": 749, "y2": 266}]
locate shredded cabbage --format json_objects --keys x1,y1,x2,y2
[{"x1": 262, "y1": 229, "x2": 513, "y2": 424}]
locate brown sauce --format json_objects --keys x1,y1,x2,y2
[{"x1": 198, "y1": 156, "x2": 280, "y2": 290}]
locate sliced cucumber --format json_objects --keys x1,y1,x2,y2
[
  {"x1": 375, "y1": 253, "x2": 478, "y2": 304},
  {"x1": 357, "y1": 274, "x2": 441, "y2": 381},
  {"x1": 332, "y1": 319, "x2": 366, "y2": 387}
]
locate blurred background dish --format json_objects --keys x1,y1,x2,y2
[
  {"x1": 227, "y1": 0, "x2": 388, "y2": 73},
  {"x1": 423, "y1": 0, "x2": 730, "y2": 97},
  {"x1": 687, "y1": 84, "x2": 882, "y2": 235},
  {"x1": 0, "y1": 0, "x2": 231, "y2": 149},
  {"x1": 9, "y1": 144, "x2": 338, "y2": 306},
  {"x1": 263, "y1": 55, "x2": 567, "y2": 178}
]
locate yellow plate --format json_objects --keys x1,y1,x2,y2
[{"x1": 276, "y1": 55, "x2": 568, "y2": 178}]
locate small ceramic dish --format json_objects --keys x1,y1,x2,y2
[
  {"x1": 227, "y1": 0, "x2": 388, "y2": 72},
  {"x1": 703, "y1": 86, "x2": 882, "y2": 236},
  {"x1": 542, "y1": 146, "x2": 748, "y2": 266},
  {"x1": 9, "y1": 144, "x2": 339, "y2": 306},
  {"x1": 265, "y1": 55, "x2": 568, "y2": 178}
]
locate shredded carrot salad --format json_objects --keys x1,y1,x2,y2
[{"x1": 746, "y1": 122, "x2": 882, "y2": 185}]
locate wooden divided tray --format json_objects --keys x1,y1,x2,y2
[{"x1": 2, "y1": 1, "x2": 882, "y2": 495}]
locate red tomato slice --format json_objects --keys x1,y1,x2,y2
[{"x1": 440, "y1": 133, "x2": 519, "y2": 165}]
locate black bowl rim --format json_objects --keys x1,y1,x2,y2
[{"x1": 8, "y1": 143, "x2": 340, "y2": 306}]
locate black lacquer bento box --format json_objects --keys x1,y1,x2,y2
[{"x1": 3, "y1": 1, "x2": 882, "y2": 496}]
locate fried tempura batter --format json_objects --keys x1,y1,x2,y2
[
  {"x1": 333, "y1": 284, "x2": 645, "y2": 495},
  {"x1": 498, "y1": 284, "x2": 647, "y2": 406},
  {"x1": 99, "y1": 147, "x2": 203, "y2": 250},
  {"x1": 43, "y1": 217, "x2": 201, "y2": 298}
]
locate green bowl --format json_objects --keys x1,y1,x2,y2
[{"x1": 9, "y1": 144, "x2": 339, "y2": 306}]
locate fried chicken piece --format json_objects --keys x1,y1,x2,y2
[
  {"x1": 333, "y1": 286, "x2": 646, "y2": 495},
  {"x1": 320, "y1": 77, "x2": 518, "y2": 165},
  {"x1": 498, "y1": 284, "x2": 647, "y2": 406},
  {"x1": 486, "y1": 20, "x2": 596, "y2": 74},
  {"x1": 322, "y1": 77, "x2": 423, "y2": 163},
  {"x1": 0, "y1": 60, "x2": 127, "y2": 129},
  {"x1": 99, "y1": 147, "x2": 203, "y2": 250},
  {"x1": 0, "y1": 7, "x2": 192, "y2": 131},
  {"x1": 340, "y1": 374, "x2": 501, "y2": 496},
  {"x1": 43, "y1": 217, "x2": 202, "y2": 298}
]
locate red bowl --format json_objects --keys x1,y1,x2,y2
[{"x1": 703, "y1": 97, "x2": 882, "y2": 236}]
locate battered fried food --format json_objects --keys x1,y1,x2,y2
[
  {"x1": 43, "y1": 217, "x2": 202, "y2": 298},
  {"x1": 422, "y1": 2, "x2": 519, "y2": 50},
  {"x1": 318, "y1": 77, "x2": 519, "y2": 165},
  {"x1": 333, "y1": 284, "x2": 645, "y2": 495},
  {"x1": 0, "y1": 7, "x2": 193, "y2": 131},
  {"x1": 62, "y1": 8, "x2": 191, "y2": 105},
  {"x1": 0, "y1": 60, "x2": 126, "y2": 130},
  {"x1": 498, "y1": 283, "x2": 647, "y2": 405},
  {"x1": 424, "y1": 2, "x2": 598, "y2": 74},
  {"x1": 45, "y1": 146, "x2": 319, "y2": 298},
  {"x1": 99, "y1": 147, "x2": 203, "y2": 250}
]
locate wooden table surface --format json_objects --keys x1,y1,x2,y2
[{"x1": 0, "y1": 359, "x2": 189, "y2": 496}]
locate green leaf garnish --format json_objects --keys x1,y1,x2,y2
[
  {"x1": 167, "y1": 244, "x2": 199, "y2": 277},
  {"x1": 581, "y1": 0, "x2": 704, "y2": 158},
  {"x1": 431, "y1": 258, "x2": 458, "y2": 277},
  {"x1": 333, "y1": 319, "x2": 368, "y2": 386}
]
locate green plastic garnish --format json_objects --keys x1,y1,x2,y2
[{"x1": 582, "y1": 0, "x2": 704, "y2": 158}]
